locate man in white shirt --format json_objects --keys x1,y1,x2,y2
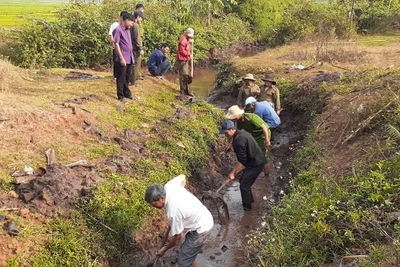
[
  {"x1": 109, "y1": 11, "x2": 129, "y2": 81},
  {"x1": 145, "y1": 174, "x2": 214, "y2": 267}
]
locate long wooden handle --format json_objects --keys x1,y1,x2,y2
[
  {"x1": 190, "y1": 42, "x2": 194, "y2": 77},
  {"x1": 153, "y1": 226, "x2": 171, "y2": 267},
  {"x1": 215, "y1": 179, "x2": 231, "y2": 194}
]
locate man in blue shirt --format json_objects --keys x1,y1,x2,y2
[
  {"x1": 148, "y1": 43, "x2": 171, "y2": 80},
  {"x1": 245, "y1": 97, "x2": 281, "y2": 129}
]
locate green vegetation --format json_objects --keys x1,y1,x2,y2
[
  {"x1": 0, "y1": 1, "x2": 62, "y2": 27},
  {"x1": 1, "y1": 0, "x2": 399, "y2": 68}
]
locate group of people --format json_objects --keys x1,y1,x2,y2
[
  {"x1": 221, "y1": 72, "x2": 282, "y2": 210},
  {"x1": 144, "y1": 74, "x2": 282, "y2": 266},
  {"x1": 109, "y1": 4, "x2": 195, "y2": 103}
]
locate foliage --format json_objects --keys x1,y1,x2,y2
[
  {"x1": 332, "y1": 0, "x2": 400, "y2": 34},
  {"x1": 3, "y1": 1, "x2": 251, "y2": 68},
  {"x1": 247, "y1": 154, "x2": 400, "y2": 266}
]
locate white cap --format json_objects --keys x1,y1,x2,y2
[
  {"x1": 186, "y1": 28, "x2": 194, "y2": 38},
  {"x1": 245, "y1": 96, "x2": 257, "y2": 106}
]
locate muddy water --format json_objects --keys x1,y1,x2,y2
[{"x1": 164, "y1": 68, "x2": 216, "y2": 99}]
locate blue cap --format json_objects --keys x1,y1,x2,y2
[{"x1": 219, "y1": 120, "x2": 234, "y2": 134}]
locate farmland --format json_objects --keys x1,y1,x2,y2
[{"x1": 0, "y1": 0, "x2": 67, "y2": 27}]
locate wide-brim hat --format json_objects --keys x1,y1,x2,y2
[
  {"x1": 242, "y1": 73, "x2": 256, "y2": 81},
  {"x1": 225, "y1": 105, "x2": 244, "y2": 120},
  {"x1": 261, "y1": 74, "x2": 276, "y2": 84}
]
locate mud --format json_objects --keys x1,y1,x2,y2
[{"x1": 64, "y1": 71, "x2": 100, "y2": 81}]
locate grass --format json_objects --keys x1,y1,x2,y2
[{"x1": 0, "y1": 1, "x2": 65, "y2": 27}]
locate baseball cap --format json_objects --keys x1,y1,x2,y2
[{"x1": 219, "y1": 120, "x2": 235, "y2": 134}]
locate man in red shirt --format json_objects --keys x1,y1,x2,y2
[{"x1": 176, "y1": 28, "x2": 194, "y2": 96}]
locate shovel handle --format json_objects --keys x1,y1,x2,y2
[
  {"x1": 215, "y1": 168, "x2": 245, "y2": 194},
  {"x1": 215, "y1": 179, "x2": 231, "y2": 194},
  {"x1": 153, "y1": 226, "x2": 171, "y2": 267}
]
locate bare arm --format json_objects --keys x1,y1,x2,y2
[
  {"x1": 229, "y1": 162, "x2": 244, "y2": 180},
  {"x1": 157, "y1": 232, "x2": 183, "y2": 257},
  {"x1": 261, "y1": 124, "x2": 271, "y2": 149}
]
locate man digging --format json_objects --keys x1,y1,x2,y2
[
  {"x1": 145, "y1": 174, "x2": 213, "y2": 267},
  {"x1": 219, "y1": 120, "x2": 266, "y2": 211}
]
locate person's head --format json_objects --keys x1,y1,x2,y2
[
  {"x1": 185, "y1": 28, "x2": 194, "y2": 39},
  {"x1": 160, "y1": 43, "x2": 170, "y2": 55},
  {"x1": 135, "y1": 3, "x2": 145, "y2": 12},
  {"x1": 133, "y1": 10, "x2": 145, "y2": 23},
  {"x1": 219, "y1": 120, "x2": 236, "y2": 138},
  {"x1": 119, "y1": 11, "x2": 129, "y2": 23},
  {"x1": 225, "y1": 105, "x2": 244, "y2": 121},
  {"x1": 145, "y1": 184, "x2": 166, "y2": 209},
  {"x1": 122, "y1": 13, "x2": 134, "y2": 28},
  {"x1": 262, "y1": 74, "x2": 276, "y2": 87},
  {"x1": 243, "y1": 74, "x2": 256, "y2": 86},
  {"x1": 244, "y1": 96, "x2": 257, "y2": 113}
]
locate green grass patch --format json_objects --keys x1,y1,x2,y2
[{"x1": 0, "y1": 1, "x2": 64, "y2": 28}]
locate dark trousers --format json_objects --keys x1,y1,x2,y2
[
  {"x1": 112, "y1": 49, "x2": 117, "y2": 78},
  {"x1": 115, "y1": 62, "x2": 133, "y2": 100},
  {"x1": 239, "y1": 163, "x2": 265, "y2": 209},
  {"x1": 149, "y1": 59, "x2": 171, "y2": 76},
  {"x1": 130, "y1": 51, "x2": 141, "y2": 84}
]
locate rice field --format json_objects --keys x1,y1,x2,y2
[{"x1": 0, "y1": 0, "x2": 67, "y2": 27}]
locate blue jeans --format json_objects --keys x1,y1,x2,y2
[{"x1": 149, "y1": 59, "x2": 171, "y2": 76}]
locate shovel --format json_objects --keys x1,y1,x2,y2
[
  {"x1": 205, "y1": 169, "x2": 245, "y2": 224},
  {"x1": 151, "y1": 226, "x2": 171, "y2": 267}
]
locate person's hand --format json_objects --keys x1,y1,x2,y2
[
  {"x1": 190, "y1": 39, "x2": 194, "y2": 44},
  {"x1": 277, "y1": 109, "x2": 282, "y2": 116},
  {"x1": 140, "y1": 50, "x2": 144, "y2": 56},
  {"x1": 229, "y1": 171, "x2": 235, "y2": 180},
  {"x1": 156, "y1": 246, "x2": 168, "y2": 257},
  {"x1": 120, "y1": 58, "x2": 126, "y2": 66},
  {"x1": 266, "y1": 140, "x2": 272, "y2": 149}
]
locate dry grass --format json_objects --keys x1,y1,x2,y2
[{"x1": 231, "y1": 35, "x2": 400, "y2": 83}]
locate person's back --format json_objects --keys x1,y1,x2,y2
[
  {"x1": 232, "y1": 130, "x2": 265, "y2": 167},
  {"x1": 255, "y1": 101, "x2": 281, "y2": 129},
  {"x1": 164, "y1": 175, "x2": 213, "y2": 234},
  {"x1": 236, "y1": 113, "x2": 268, "y2": 144}
]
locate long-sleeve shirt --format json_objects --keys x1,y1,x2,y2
[
  {"x1": 237, "y1": 84, "x2": 260, "y2": 108},
  {"x1": 113, "y1": 24, "x2": 134, "y2": 64},
  {"x1": 236, "y1": 113, "x2": 270, "y2": 153},
  {"x1": 258, "y1": 85, "x2": 281, "y2": 112},
  {"x1": 148, "y1": 49, "x2": 166, "y2": 72},
  {"x1": 130, "y1": 22, "x2": 142, "y2": 52},
  {"x1": 254, "y1": 101, "x2": 281, "y2": 129},
  {"x1": 176, "y1": 34, "x2": 191, "y2": 61},
  {"x1": 232, "y1": 130, "x2": 265, "y2": 167}
]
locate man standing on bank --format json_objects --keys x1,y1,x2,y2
[
  {"x1": 219, "y1": 120, "x2": 266, "y2": 211},
  {"x1": 130, "y1": 10, "x2": 145, "y2": 87},
  {"x1": 148, "y1": 43, "x2": 171, "y2": 80},
  {"x1": 176, "y1": 28, "x2": 194, "y2": 96},
  {"x1": 145, "y1": 174, "x2": 214, "y2": 267},
  {"x1": 258, "y1": 73, "x2": 282, "y2": 115},
  {"x1": 113, "y1": 13, "x2": 134, "y2": 103},
  {"x1": 109, "y1": 11, "x2": 129, "y2": 82}
]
